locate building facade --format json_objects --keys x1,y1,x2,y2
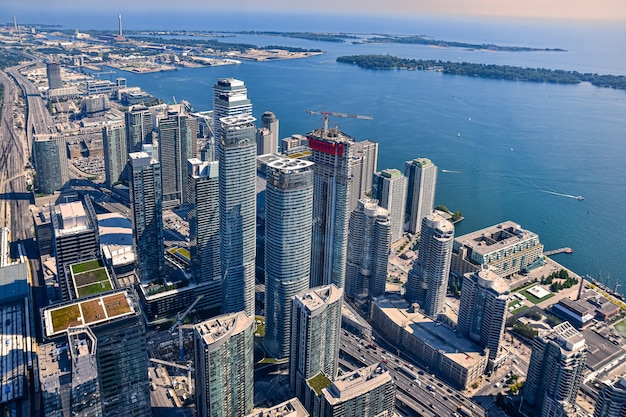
[
  {"x1": 595, "y1": 378, "x2": 626, "y2": 417},
  {"x1": 372, "y1": 168, "x2": 407, "y2": 243},
  {"x1": 103, "y1": 118, "x2": 128, "y2": 187},
  {"x1": 264, "y1": 157, "x2": 314, "y2": 359},
  {"x1": 128, "y1": 152, "x2": 164, "y2": 283},
  {"x1": 350, "y1": 140, "x2": 378, "y2": 209},
  {"x1": 405, "y1": 212, "x2": 454, "y2": 317},
  {"x1": 218, "y1": 115, "x2": 257, "y2": 317},
  {"x1": 125, "y1": 106, "x2": 153, "y2": 153},
  {"x1": 257, "y1": 111, "x2": 279, "y2": 155},
  {"x1": 212, "y1": 78, "x2": 253, "y2": 157},
  {"x1": 46, "y1": 61, "x2": 62, "y2": 89},
  {"x1": 33, "y1": 134, "x2": 69, "y2": 194},
  {"x1": 194, "y1": 311, "x2": 255, "y2": 417},
  {"x1": 404, "y1": 157, "x2": 437, "y2": 234}
]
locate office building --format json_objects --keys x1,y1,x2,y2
[
  {"x1": 346, "y1": 199, "x2": 391, "y2": 300},
  {"x1": 33, "y1": 134, "x2": 69, "y2": 194},
  {"x1": 457, "y1": 265, "x2": 510, "y2": 370},
  {"x1": 595, "y1": 378, "x2": 626, "y2": 417},
  {"x1": 158, "y1": 109, "x2": 196, "y2": 205},
  {"x1": 351, "y1": 140, "x2": 378, "y2": 208},
  {"x1": 218, "y1": 115, "x2": 257, "y2": 317},
  {"x1": 125, "y1": 105, "x2": 153, "y2": 153},
  {"x1": 51, "y1": 199, "x2": 100, "y2": 301},
  {"x1": 245, "y1": 398, "x2": 308, "y2": 417},
  {"x1": 306, "y1": 362, "x2": 395, "y2": 417},
  {"x1": 212, "y1": 78, "x2": 253, "y2": 156},
  {"x1": 523, "y1": 322, "x2": 587, "y2": 417},
  {"x1": 262, "y1": 111, "x2": 279, "y2": 150},
  {"x1": 309, "y1": 127, "x2": 358, "y2": 289},
  {"x1": 290, "y1": 284, "x2": 343, "y2": 402},
  {"x1": 46, "y1": 61, "x2": 62, "y2": 90},
  {"x1": 187, "y1": 158, "x2": 221, "y2": 310},
  {"x1": 128, "y1": 152, "x2": 164, "y2": 283},
  {"x1": 40, "y1": 290, "x2": 150, "y2": 417},
  {"x1": 451, "y1": 221, "x2": 544, "y2": 279},
  {"x1": 405, "y1": 212, "x2": 454, "y2": 318},
  {"x1": 264, "y1": 157, "x2": 314, "y2": 359},
  {"x1": 194, "y1": 311, "x2": 255, "y2": 417},
  {"x1": 405, "y1": 157, "x2": 437, "y2": 234},
  {"x1": 372, "y1": 168, "x2": 407, "y2": 243},
  {"x1": 103, "y1": 118, "x2": 128, "y2": 187}
]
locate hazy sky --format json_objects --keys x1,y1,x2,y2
[{"x1": 9, "y1": 0, "x2": 626, "y2": 21}]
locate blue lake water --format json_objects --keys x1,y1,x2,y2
[{"x1": 27, "y1": 10, "x2": 626, "y2": 290}]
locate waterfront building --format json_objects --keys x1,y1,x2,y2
[
  {"x1": 158, "y1": 109, "x2": 196, "y2": 205},
  {"x1": 194, "y1": 311, "x2": 255, "y2": 417},
  {"x1": 522, "y1": 322, "x2": 587, "y2": 417},
  {"x1": 212, "y1": 78, "x2": 253, "y2": 157},
  {"x1": 46, "y1": 61, "x2": 62, "y2": 89},
  {"x1": 306, "y1": 362, "x2": 395, "y2": 417},
  {"x1": 128, "y1": 152, "x2": 164, "y2": 283},
  {"x1": 457, "y1": 265, "x2": 510, "y2": 370},
  {"x1": 218, "y1": 115, "x2": 257, "y2": 317},
  {"x1": 351, "y1": 140, "x2": 378, "y2": 208},
  {"x1": 308, "y1": 127, "x2": 358, "y2": 289},
  {"x1": 290, "y1": 285, "x2": 343, "y2": 403},
  {"x1": 51, "y1": 198, "x2": 100, "y2": 301},
  {"x1": 372, "y1": 168, "x2": 407, "y2": 243},
  {"x1": 404, "y1": 157, "x2": 437, "y2": 234},
  {"x1": 264, "y1": 157, "x2": 314, "y2": 359},
  {"x1": 103, "y1": 118, "x2": 128, "y2": 187},
  {"x1": 125, "y1": 105, "x2": 153, "y2": 153},
  {"x1": 346, "y1": 199, "x2": 391, "y2": 300},
  {"x1": 245, "y1": 398, "x2": 308, "y2": 417},
  {"x1": 33, "y1": 134, "x2": 69, "y2": 194},
  {"x1": 187, "y1": 158, "x2": 221, "y2": 311},
  {"x1": 405, "y1": 212, "x2": 454, "y2": 318},
  {"x1": 451, "y1": 221, "x2": 544, "y2": 279},
  {"x1": 40, "y1": 290, "x2": 150, "y2": 417},
  {"x1": 595, "y1": 378, "x2": 626, "y2": 417}
]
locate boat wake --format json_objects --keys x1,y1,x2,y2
[
  {"x1": 441, "y1": 169, "x2": 462, "y2": 174},
  {"x1": 541, "y1": 190, "x2": 584, "y2": 200}
]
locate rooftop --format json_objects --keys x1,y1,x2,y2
[
  {"x1": 245, "y1": 398, "x2": 308, "y2": 417},
  {"x1": 0, "y1": 303, "x2": 27, "y2": 403},
  {"x1": 69, "y1": 259, "x2": 113, "y2": 298},
  {"x1": 324, "y1": 362, "x2": 391, "y2": 403},
  {"x1": 0, "y1": 262, "x2": 29, "y2": 304},
  {"x1": 295, "y1": 285, "x2": 343, "y2": 316},
  {"x1": 194, "y1": 311, "x2": 254, "y2": 349},
  {"x1": 455, "y1": 221, "x2": 539, "y2": 255},
  {"x1": 307, "y1": 372, "x2": 332, "y2": 396}
]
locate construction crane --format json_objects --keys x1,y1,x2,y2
[
  {"x1": 149, "y1": 358, "x2": 194, "y2": 394},
  {"x1": 306, "y1": 110, "x2": 373, "y2": 134},
  {"x1": 170, "y1": 295, "x2": 203, "y2": 362}
]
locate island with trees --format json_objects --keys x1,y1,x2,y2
[
  {"x1": 336, "y1": 54, "x2": 626, "y2": 90},
  {"x1": 360, "y1": 35, "x2": 566, "y2": 52}
]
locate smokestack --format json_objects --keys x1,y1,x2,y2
[{"x1": 118, "y1": 14, "x2": 122, "y2": 37}]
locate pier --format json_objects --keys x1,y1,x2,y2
[{"x1": 544, "y1": 247, "x2": 573, "y2": 256}]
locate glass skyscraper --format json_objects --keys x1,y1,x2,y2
[
  {"x1": 212, "y1": 78, "x2": 252, "y2": 160},
  {"x1": 103, "y1": 118, "x2": 128, "y2": 187}
]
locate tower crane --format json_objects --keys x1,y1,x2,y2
[
  {"x1": 170, "y1": 295, "x2": 203, "y2": 362},
  {"x1": 306, "y1": 110, "x2": 373, "y2": 134}
]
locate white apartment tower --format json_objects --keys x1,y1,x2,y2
[
  {"x1": 372, "y1": 168, "x2": 408, "y2": 243},
  {"x1": 212, "y1": 78, "x2": 252, "y2": 159},
  {"x1": 405, "y1": 157, "x2": 437, "y2": 234}
]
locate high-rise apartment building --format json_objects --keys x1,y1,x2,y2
[
  {"x1": 103, "y1": 118, "x2": 128, "y2": 187},
  {"x1": 261, "y1": 111, "x2": 279, "y2": 153},
  {"x1": 194, "y1": 311, "x2": 255, "y2": 417},
  {"x1": 595, "y1": 378, "x2": 626, "y2": 417},
  {"x1": 33, "y1": 134, "x2": 69, "y2": 194},
  {"x1": 51, "y1": 199, "x2": 100, "y2": 301},
  {"x1": 405, "y1": 212, "x2": 454, "y2": 317},
  {"x1": 245, "y1": 398, "x2": 308, "y2": 417},
  {"x1": 523, "y1": 322, "x2": 587, "y2": 417},
  {"x1": 457, "y1": 265, "x2": 510, "y2": 369},
  {"x1": 290, "y1": 284, "x2": 343, "y2": 402},
  {"x1": 351, "y1": 140, "x2": 378, "y2": 208},
  {"x1": 372, "y1": 168, "x2": 407, "y2": 243},
  {"x1": 405, "y1": 157, "x2": 437, "y2": 234},
  {"x1": 212, "y1": 78, "x2": 252, "y2": 156},
  {"x1": 125, "y1": 105, "x2": 153, "y2": 153},
  {"x1": 264, "y1": 157, "x2": 314, "y2": 359},
  {"x1": 158, "y1": 109, "x2": 196, "y2": 205},
  {"x1": 46, "y1": 61, "x2": 62, "y2": 89},
  {"x1": 40, "y1": 290, "x2": 150, "y2": 417},
  {"x1": 187, "y1": 158, "x2": 221, "y2": 310},
  {"x1": 309, "y1": 127, "x2": 357, "y2": 289},
  {"x1": 128, "y1": 152, "x2": 164, "y2": 283},
  {"x1": 346, "y1": 199, "x2": 391, "y2": 300},
  {"x1": 218, "y1": 115, "x2": 257, "y2": 317}
]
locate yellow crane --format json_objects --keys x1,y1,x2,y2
[{"x1": 306, "y1": 109, "x2": 373, "y2": 134}]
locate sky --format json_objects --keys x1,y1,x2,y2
[{"x1": 6, "y1": 0, "x2": 626, "y2": 22}]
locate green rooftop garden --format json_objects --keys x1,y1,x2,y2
[
  {"x1": 77, "y1": 280, "x2": 113, "y2": 297},
  {"x1": 51, "y1": 304, "x2": 82, "y2": 333},
  {"x1": 308, "y1": 372, "x2": 332, "y2": 395},
  {"x1": 70, "y1": 259, "x2": 103, "y2": 274}
]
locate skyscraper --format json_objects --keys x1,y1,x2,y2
[
  {"x1": 103, "y1": 118, "x2": 128, "y2": 187},
  {"x1": 128, "y1": 152, "x2": 164, "y2": 283},
  {"x1": 290, "y1": 284, "x2": 343, "y2": 402},
  {"x1": 187, "y1": 158, "x2": 221, "y2": 309},
  {"x1": 125, "y1": 106, "x2": 153, "y2": 153},
  {"x1": 595, "y1": 378, "x2": 626, "y2": 417},
  {"x1": 33, "y1": 134, "x2": 69, "y2": 194},
  {"x1": 405, "y1": 212, "x2": 454, "y2": 317},
  {"x1": 457, "y1": 265, "x2": 510, "y2": 370},
  {"x1": 194, "y1": 311, "x2": 255, "y2": 417},
  {"x1": 46, "y1": 61, "x2": 62, "y2": 90},
  {"x1": 372, "y1": 168, "x2": 408, "y2": 243},
  {"x1": 405, "y1": 157, "x2": 437, "y2": 234},
  {"x1": 261, "y1": 111, "x2": 279, "y2": 153},
  {"x1": 218, "y1": 115, "x2": 257, "y2": 317},
  {"x1": 523, "y1": 322, "x2": 587, "y2": 417},
  {"x1": 264, "y1": 157, "x2": 314, "y2": 359},
  {"x1": 346, "y1": 199, "x2": 391, "y2": 300},
  {"x1": 309, "y1": 127, "x2": 357, "y2": 289},
  {"x1": 351, "y1": 139, "x2": 378, "y2": 208},
  {"x1": 159, "y1": 109, "x2": 196, "y2": 205},
  {"x1": 212, "y1": 78, "x2": 252, "y2": 156}
]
